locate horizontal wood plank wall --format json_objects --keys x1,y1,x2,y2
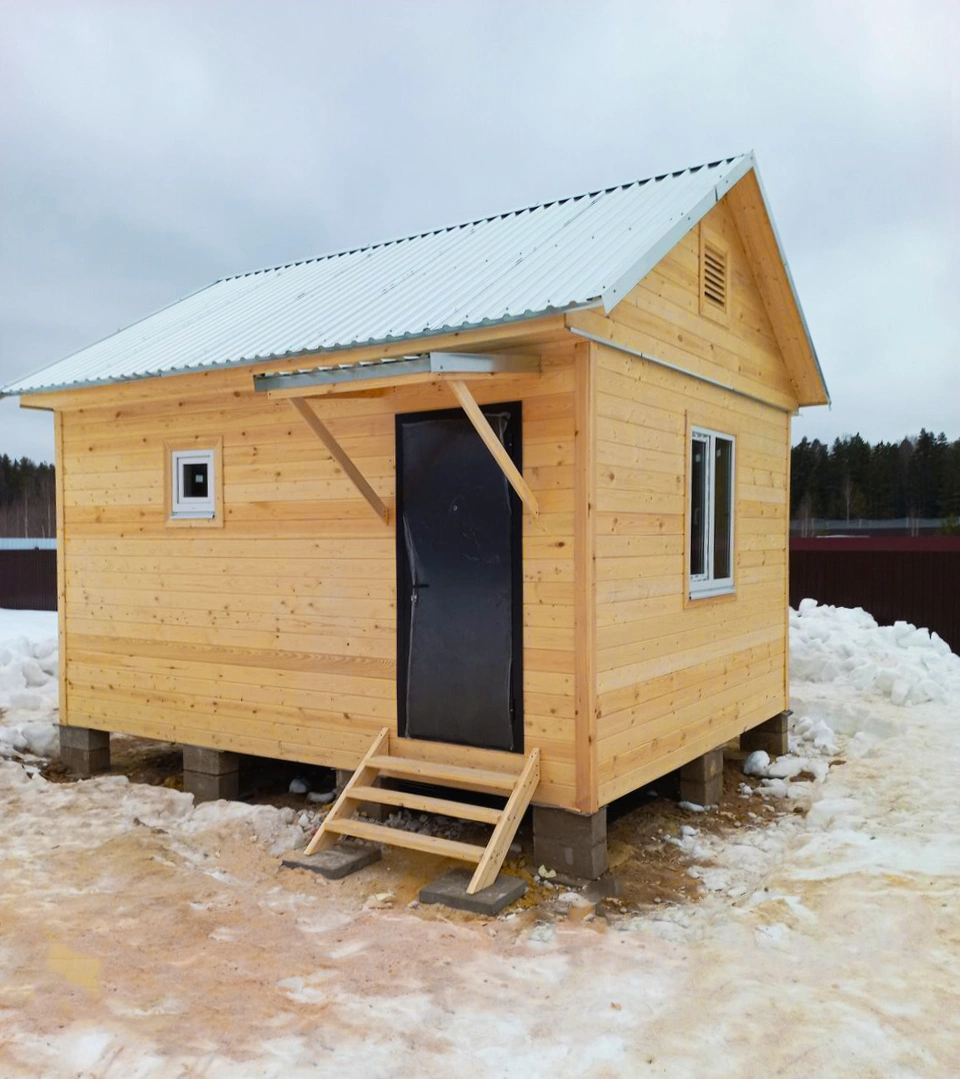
[
  {"x1": 570, "y1": 200, "x2": 801, "y2": 412},
  {"x1": 591, "y1": 201, "x2": 793, "y2": 806},
  {"x1": 61, "y1": 341, "x2": 579, "y2": 808}
]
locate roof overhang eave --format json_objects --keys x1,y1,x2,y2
[
  {"x1": 747, "y1": 161, "x2": 830, "y2": 406},
  {"x1": 2, "y1": 304, "x2": 592, "y2": 402}
]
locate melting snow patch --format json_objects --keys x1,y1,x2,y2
[{"x1": 527, "y1": 922, "x2": 556, "y2": 944}]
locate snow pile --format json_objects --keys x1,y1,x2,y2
[
  {"x1": 790, "y1": 598, "x2": 960, "y2": 706},
  {"x1": 676, "y1": 602, "x2": 960, "y2": 902},
  {"x1": 0, "y1": 760, "x2": 309, "y2": 857},
  {"x1": 168, "y1": 795, "x2": 310, "y2": 855},
  {"x1": 742, "y1": 600, "x2": 960, "y2": 800},
  {"x1": 664, "y1": 815, "x2": 802, "y2": 902},
  {"x1": 0, "y1": 609, "x2": 59, "y2": 758},
  {"x1": 740, "y1": 711, "x2": 838, "y2": 801}
]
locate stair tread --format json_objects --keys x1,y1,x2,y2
[
  {"x1": 366, "y1": 754, "x2": 516, "y2": 793},
  {"x1": 325, "y1": 817, "x2": 485, "y2": 862},
  {"x1": 348, "y1": 785, "x2": 502, "y2": 825}
]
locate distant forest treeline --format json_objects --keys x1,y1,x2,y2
[
  {"x1": 1, "y1": 433, "x2": 959, "y2": 537},
  {"x1": 0, "y1": 455, "x2": 56, "y2": 537},
  {"x1": 791, "y1": 431, "x2": 960, "y2": 522}
]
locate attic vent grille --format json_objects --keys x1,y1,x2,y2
[{"x1": 703, "y1": 244, "x2": 727, "y2": 309}]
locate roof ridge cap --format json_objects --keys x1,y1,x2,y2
[{"x1": 218, "y1": 154, "x2": 749, "y2": 283}]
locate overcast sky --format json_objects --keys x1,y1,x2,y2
[{"x1": 1, "y1": 0, "x2": 956, "y2": 462}]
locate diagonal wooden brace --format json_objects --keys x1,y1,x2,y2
[
  {"x1": 288, "y1": 398, "x2": 390, "y2": 524},
  {"x1": 447, "y1": 379, "x2": 539, "y2": 516}
]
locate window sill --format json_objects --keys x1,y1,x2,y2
[
  {"x1": 688, "y1": 585, "x2": 736, "y2": 603},
  {"x1": 166, "y1": 512, "x2": 221, "y2": 529}
]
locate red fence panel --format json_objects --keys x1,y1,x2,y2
[
  {"x1": 0, "y1": 550, "x2": 58, "y2": 611},
  {"x1": 789, "y1": 537, "x2": 960, "y2": 653}
]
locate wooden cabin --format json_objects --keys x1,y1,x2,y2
[{"x1": 3, "y1": 153, "x2": 828, "y2": 891}]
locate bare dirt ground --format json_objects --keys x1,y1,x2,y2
[
  {"x1": 3, "y1": 688, "x2": 959, "y2": 1078},
  {"x1": 39, "y1": 736, "x2": 789, "y2": 914}
]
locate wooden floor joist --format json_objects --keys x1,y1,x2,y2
[{"x1": 303, "y1": 728, "x2": 540, "y2": 894}]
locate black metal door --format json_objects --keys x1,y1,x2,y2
[{"x1": 396, "y1": 402, "x2": 523, "y2": 752}]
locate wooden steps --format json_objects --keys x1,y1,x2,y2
[
  {"x1": 347, "y1": 786, "x2": 503, "y2": 824},
  {"x1": 322, "y1": 818, "x2": 485, "y2": 863},
  {"x1": 303, "y1": 728, "x2": 540, "y2": 894},
  {"x1": 364, "y1": 755, "x2": 517, "y2": 796}
]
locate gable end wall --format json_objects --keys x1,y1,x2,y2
[{"x1": 592, "y1": 201, "x2": 792, "y2": 806}]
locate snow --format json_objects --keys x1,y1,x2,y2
[
  {"x1": 1, "y1": 602, "x2": 959, "y2": 1076},
  {"x1": 790, "y1": 598, "x2": 960, "y2": 706},
  {"x1": 0, "y1": 608, "x2": 59, "y2": 758}
]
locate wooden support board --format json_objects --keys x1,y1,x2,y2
[
  {"x1": 448, "y1": 378, "x2": 539, "y2": 516},
  {"x1": 323, "y1": 818, "x2": 486, "y2": 863},
  {"x1": 304, "y1": 726, "x2": 390, "y2": 854},
  {"x1": 468, "y1": 747, "x2": 539, "y2": 893},
  {"x1": 366, "y1": 755, "x2": 517, "y2": 796},
  {"x1": 347, "y1": 785, "x2": 503, "y2": 824}
]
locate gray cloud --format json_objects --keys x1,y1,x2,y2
[{"x1": 1, "y1": 0, "x2": 956, "y2": 462}]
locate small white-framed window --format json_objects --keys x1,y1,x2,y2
[
  {"x1": 689, "y1": 427, "x2": 735, "y2": 598},
  {"x1": 171, "y1": 449, "x2": 215, "y2": 519}
]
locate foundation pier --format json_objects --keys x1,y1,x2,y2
[
  {"x1": 183, "y1": 745, "x2": 240, "y2": 804},
  {"x1": 532, "y1": 805, "x2": 607, "y2": 880},
  {"x1": 60, "y1": 726, "x2": 110, "y2": 778},
  {"x1": 680, "y1": 747, "x2": 723, "y2": 807},
  {"x1": 740, "y1": 711, "x2": 791, "y2": 757}
]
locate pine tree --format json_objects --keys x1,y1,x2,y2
[{"x1": 790, "y1": 432, "x2": 960, "y2": 525}]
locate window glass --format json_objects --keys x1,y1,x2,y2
[
  {"x1": 713, "y1": 437, "x2": 733, "y2": 580},
  {"x1": 689, "y1": 428, "x2": 735, "y2": 597},
  {"x1": 182, "y1": 461, "x2": 209, "y2": 500},
  {"x1": 690, "y1": 436, "x2": 707, "y2": 577}
]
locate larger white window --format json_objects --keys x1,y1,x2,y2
[
  {"x1": 689, "y1": 427, "x2": 735, "y2": 598},
  {"x1": 171, "y1": 449, "x2": 215, "y2": 519}
]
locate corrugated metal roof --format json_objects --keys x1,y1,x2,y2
[{"x1": 2, "y1": 154, "x2": 761, "y2": 397}]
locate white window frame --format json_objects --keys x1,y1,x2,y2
[
  {"x1": 689, "y1": 426, "x2": 735, "y2": 599},
  {"x1": 171, "y1": 449, "x2": 215, "y2": 519}
]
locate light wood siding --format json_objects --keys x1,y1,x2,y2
[
  {"x1": 60, "y1": 342, "x2": 579, "y2": 808},
  {"x1": 591, "y1": 201, "x2": 793, "y2": 806}
]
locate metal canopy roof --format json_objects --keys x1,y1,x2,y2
[
  {"x1": 254, "y1": 351, "x2": 540, "y2": 394},
  {"x1": 2, "y1": 153, "x2": 785, "y2": 397}
]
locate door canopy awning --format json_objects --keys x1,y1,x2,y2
[
  {"x1": 253, "y1": 352, "x2": 542, "y2": 524},
  {"x1": 253, "y1": 351, "x2": 540, "y2": 399}
]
